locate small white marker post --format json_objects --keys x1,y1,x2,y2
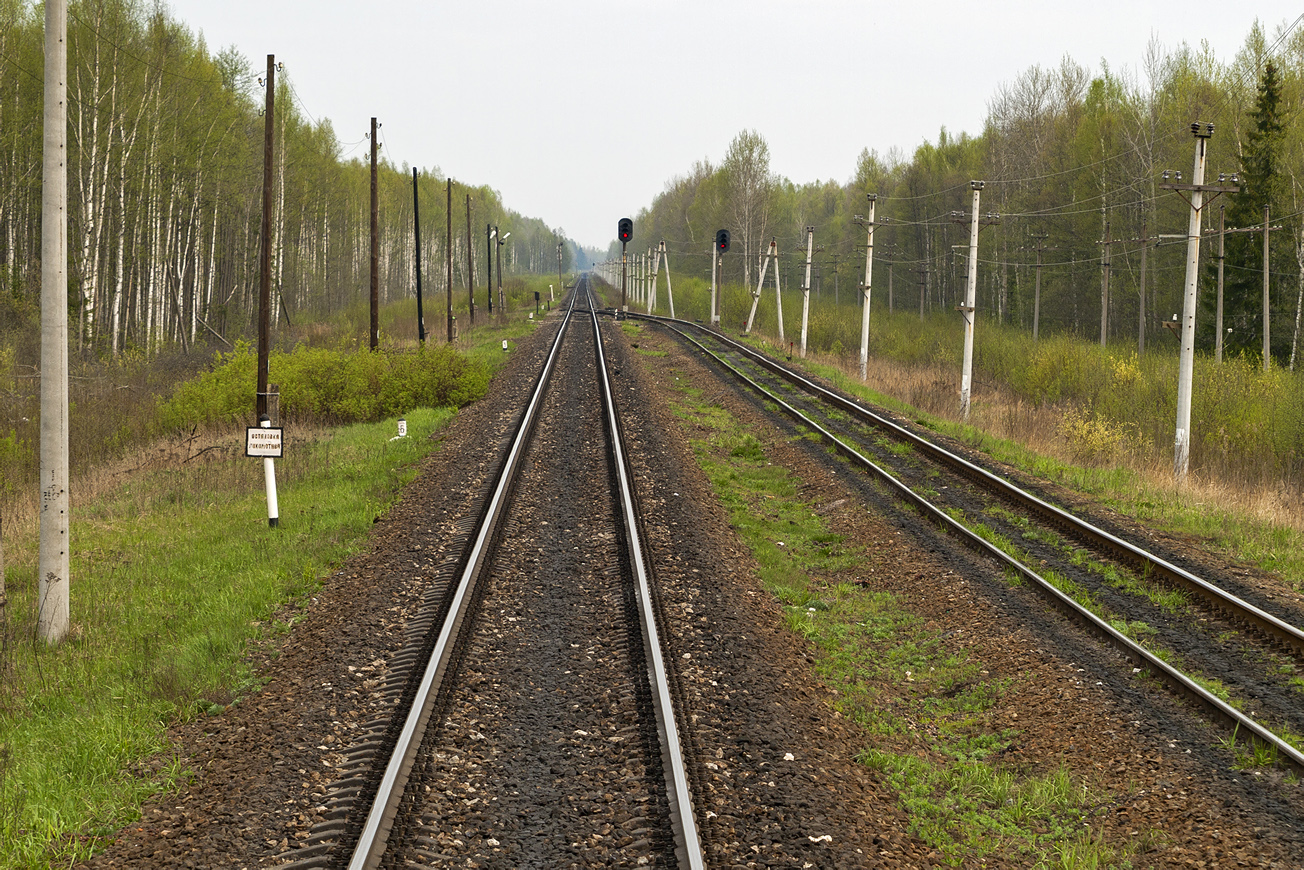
[{"x1": 246, "y1": 416, "x2": 282, "y2": 528}]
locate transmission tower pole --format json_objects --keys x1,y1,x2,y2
[{"x1": 39, "y1": 0, "x2": 69, "y2": 643}]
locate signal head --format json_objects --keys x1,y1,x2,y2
[
  {"x1": 715, "y1": 228, "x2": 731, "y2": 253},
  {"x1": 617, "y1": 218, "x2": 633, "y2": 243}
]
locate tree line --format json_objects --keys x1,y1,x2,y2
[
  {"x1": 0, "y1": 0, "x2": 581, "y2": 361},
  {"x1": 616, "y1": 20, "x2": 1304, "y2": 367}
]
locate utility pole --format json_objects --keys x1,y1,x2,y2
[
  {"x1": 1264, "y1": 204, "x2": 1277, "y2": 371},
  {"x1": 1216, "y1": 207, "x2": 1225, "y2": 362},
  {"x1": 1099, "y1": 217, "x2": 1111, "y2": 346},
  {"x1": 745, "y1": 239, "x2": 777, "y2": 334},
  {"x1": 446, "y1": 178, "x2": 453, "y2": 343},
  {"x1": 1030, "y1": 233, "x2": 1048, "y2": 342},
  {"x1": 258, "y1": 56, "x2": 276, "y2": 415},
  {"x1": 800, "y1": 227, "x2": 814, "y2": 357},
  {"x1": 369, "y1": 117, "x2": 379, "y2": 350},
  {"x1": 709, "y1": 242, "x2": 717, "y2": 325},
  {"x1": 660, "y1": 240, "x2": 675, "y2": 319},
  {"x1": 466, "y1": 194, "x2": 474, "y2": 325},
  {"x1": 856, "y1": 195, "x2": 878, "y2": 381},
  {"x1": 412, "y1": 168, "x2": 426, "y2": 344},
  {"x1": 959, "y1": 181, "x2": 984, "y2": 421},
  {"x1": 1138, "y1": 220, "x2": 1148, "y2": 355},
  {"x1": 496, "y1": 228, "x2": 507, "y2": 314},
  {"x1": 39, "y1": 0, "x2": 69, "y2": 643},
  {"x1": 1161, "y1": 122, "x2": 1238, "y2": 480}
]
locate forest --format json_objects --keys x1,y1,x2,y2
[
  {"x1": 0, "y1": 0, "x2": 585, "y2": 364},
  {"x1": 613, "y1": 20, "x2": 1304, "y2": 368}
]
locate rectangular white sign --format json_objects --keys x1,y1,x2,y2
[{"x1": 245, "y1": 427, "x2": 284, "y2": 458}]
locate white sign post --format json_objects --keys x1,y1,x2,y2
[{"x1": 246, "y1": 418, "x2": 282, "y2": 527}]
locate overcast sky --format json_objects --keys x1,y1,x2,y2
[{"x1": 164, "y1": 1, "x2": 1302, "y2": 250}]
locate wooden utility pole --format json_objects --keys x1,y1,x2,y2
[
  {"x1": 466, "y1": 194, "x2": 474, "y2": 324},
  {"x1": 1216, "y1": 207, "x2": 1225, "y2": 362},
  {"x1": 486, "y1": 224, "x2": 493, "y2": 314},
  {"x1": 1139, "y1": 220, "x2": 1149, "y2": 355},
  {"x1": 1264, "y1": 204, "x2": 1273, "y2": 370},
  {"x1": 446, "y1": 179, "x2": 454, "y2": 342},
  {"x1": 1099, "y1": 218, "x2": 1111, "y2": 346},
  {"x1": 39, "y1": 0, "x2": 69, "y2": 643},
  {"x1": 412, "y1": 168, "x2": 426, "y2": 344},
  {"x1": 257, "y1": 56, "x2": 275, "y2": 415},
  {"x1": 369, "y1": 117, "x2": 379, "y2": 350},
  {"x1": 1031, "y1": 233, "x2": 1047, "y2": 342},
  {"x1": 496, "y1": 229, "x2": 506, "y2": 314}
]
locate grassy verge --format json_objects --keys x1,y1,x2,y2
[
  {"x1": 0, "y1": 315, "x2": 542, "y2": 868},
  {"x1": 660, "y1": 350, "x2": 1149, "y2": 867},
  {"x1": 0, "y1": 408, "x2": 453, "y2": 868}
]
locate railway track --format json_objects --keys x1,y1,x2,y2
[
  {"x1": 282, "y1": 279, "x2": 704, "y2": 869},
  {"x1": 635, "y1": 313, "x2": 1304, "y2": 776}
]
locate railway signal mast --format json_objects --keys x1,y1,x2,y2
[
  {"x1": 618, "y1": 217, "x2": 633, "y2": 313},
  {"x1": 713, "y1": 229, "x2": 730, "y2": 326}
]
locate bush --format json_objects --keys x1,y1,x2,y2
[{"x1": 154, "y1": 342, "x2": 491, "y2": 431}]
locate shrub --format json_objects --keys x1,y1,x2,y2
[{"x1": 154, "y1": 342, "x2": 491, "y2": 432}]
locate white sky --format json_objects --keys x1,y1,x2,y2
[{"x1": 164, "y1": 1, "x2": 1302, "y2": 250}]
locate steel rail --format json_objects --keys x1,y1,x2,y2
[
  {"x1": 592, "y1": 292, "x2": 706, "y2": 870},
  {"x1": 346, "y1": 289, "x2": 581, "y2": 870},
  {"x1": 639, "y1": 314, "x2": 1304, "y2": 661},
  {"x1": 650, "y1": 317, "x2": 1304, "y2": 776}
]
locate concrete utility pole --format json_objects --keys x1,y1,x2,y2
[
  {"x1": 857, "y1": 195, "x2": 878, "y2": 381},
  {"x1": 709, "y1": 243, "x2": 717, "y2": 325},
  {"x1": 39, "y1": 0, "x2": 69, "y2": 643},
  {"x1": 412, "y1": 168, "x2": 426, "y2": 344},
  {"x1": 660, "y1": 241, "x2": 675, "y2": 319},
  {"x1": 1161, "y1": 123, "x2": 1237, "y2": 481},
  {"x1": 800, "y1": 227, "x2": 814, "y2": 357},
  {"x1": 959, "y1": 181, "x2": 983, "y2": 421},
  {"x1": 369, "y1": 117, "x2": 379, "y2": 350}
]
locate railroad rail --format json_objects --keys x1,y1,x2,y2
[
  {"x1": 281, "y1": 279, "x2": 703, "y2": 869},
  {"x1": 635, "y1": 312, "x2": 1304, "y2": 776}
]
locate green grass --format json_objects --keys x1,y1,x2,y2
[
  {"x1": 0, "y1": 309, "x2": 541, "y2": 868},
  {"x1": 664, "y1": 369, "x2": 1148, "y2": 868},
  {"x1": 0, "y1": 408, "x2": 454, "y2": 868}
]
